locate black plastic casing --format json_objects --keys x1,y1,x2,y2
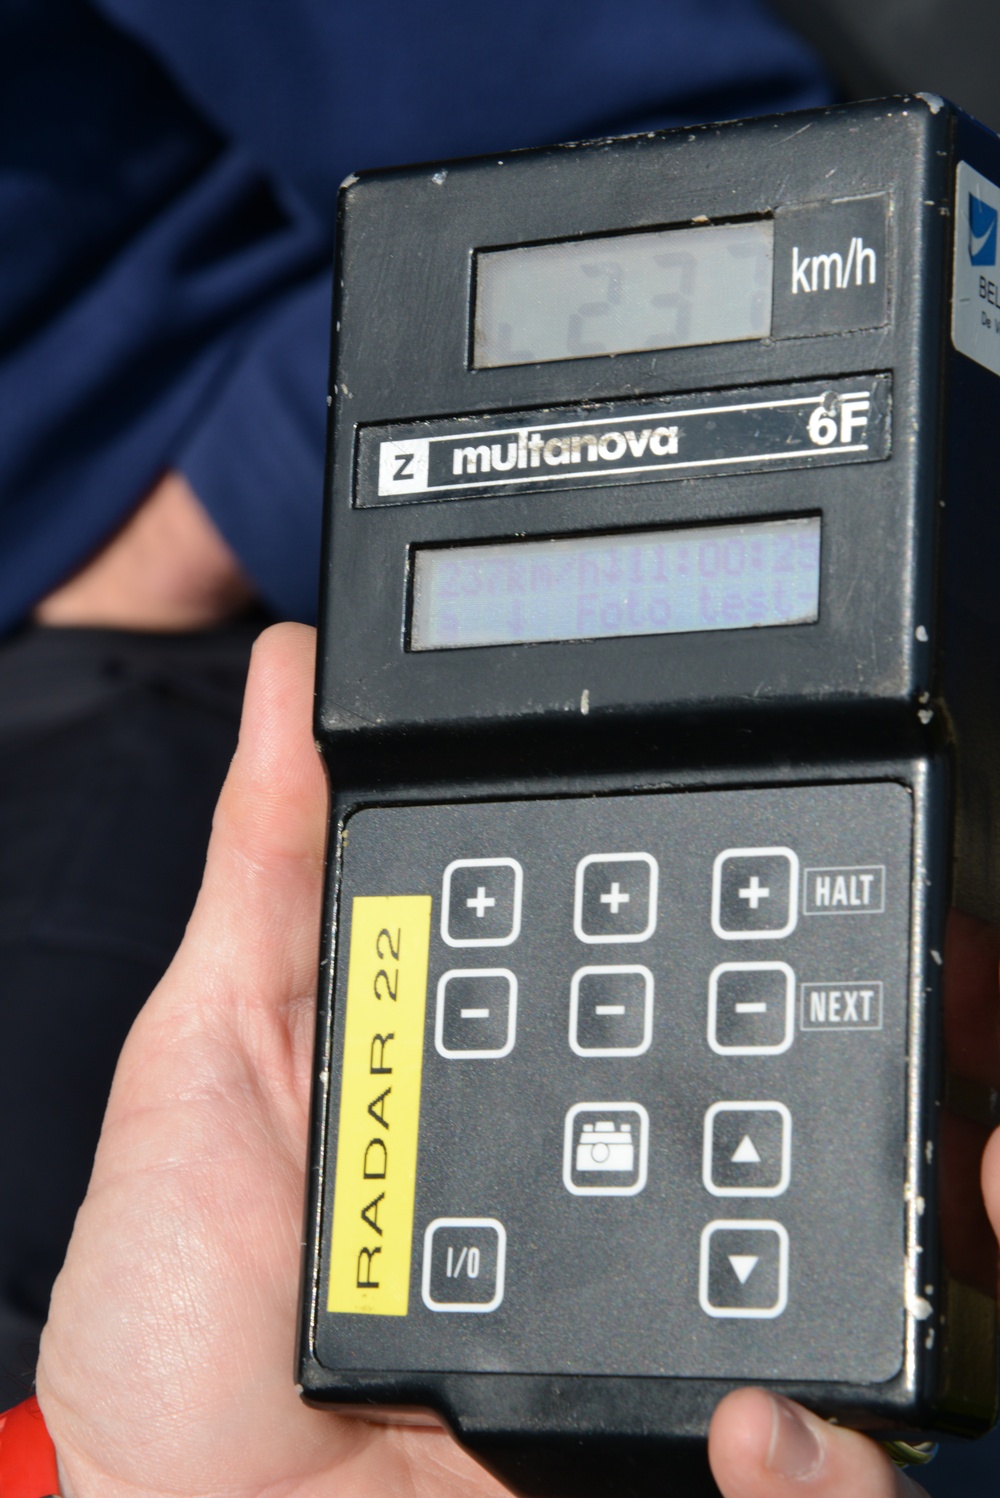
[{"x1": 298, "y1": 98, "x2": 1000, "y2": 1496}]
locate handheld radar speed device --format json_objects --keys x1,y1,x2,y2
[{"x1": 298, "y1": 97, "x2": 1000, "y2": 1495}]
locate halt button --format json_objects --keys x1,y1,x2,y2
[
  {"x1": 711, "y1": 847, "x2": 798, "y2": 939},
  {"x1": 804, "y1": 864, "x2": 885, "y2": 915}
]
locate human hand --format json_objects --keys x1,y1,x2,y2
[
  {"x1": 33, "y1": 470, "x2": 255, "y2": 631},
  {"x1": 36, "y1": 623, "x2": 507, "y2": 1498},
  {"x1": 35, "y1": 622, "x2": 999, "y2": 1498}
]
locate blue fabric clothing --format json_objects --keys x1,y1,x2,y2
[{"x1": 0, "y1": 0, "x2": 833, "y2": 631}]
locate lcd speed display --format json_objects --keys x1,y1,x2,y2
[
  {"x1": 474, "y1": 220, "x2": 774, "y2": 368},
  {"x1": 410, "y1": 517, "x2": 820, "y2": 651}
]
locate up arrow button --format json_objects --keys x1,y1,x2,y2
[
  {"x1": 704, "y1": 1102, "x2": 791, "y2": 1198},
  {"x1": 731, "y1": 1136, "x2": 761, "y2": 1165}
]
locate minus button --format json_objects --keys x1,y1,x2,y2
[
  {"x1": 436, "y1": 969, "x2": 518, "y2": 1059},
  {"x1": 708, "y1": 962, "x2": 795, "y2": 1057}
]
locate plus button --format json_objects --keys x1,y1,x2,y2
[
  {"x1": 712, "y1": 847, "x2": 799, "y2": 940},
  {"x1": 738, "y1": 876, "x2": 770, "y2": 911},
  {"x1": 442, "y1": 858, "x2": 522, "y2": 947},
  {"x1": 466, "y1": 885, "x2": 496, "y2": 919},
  {"x1": 574, "y1": 853, "x2": 658, "y2": 943},
  {"x1": 600, "y1": 881, "x2": 631, "y2": 915}
]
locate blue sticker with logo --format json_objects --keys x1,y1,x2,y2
[
  {"x1": 969, "y1": 193, "x2": 998, "y2": 266},
  {"x1": 955, "y1": 163, "x2": 1000, "y2": 375}
]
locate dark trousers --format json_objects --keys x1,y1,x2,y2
[{"x1": 0, "y1": 622, "x2": 257, "y2": 1409}]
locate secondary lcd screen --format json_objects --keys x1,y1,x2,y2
[
  {"x1": 474, "y1": 220, "x2": 773, "y2": 368},
  {"x1": 411, "y1": 517, "x2": 820, "y2": 651}
]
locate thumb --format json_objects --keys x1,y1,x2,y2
[
  {"x1": 90, "y1": 620, "x2": 328, "y2": 1182},
  {"x1": 172, "y1": 619, "x2": 327, "y2": 1028},
  {"x1": 709, "y1": 1390, "x2": 930, "y2": 1498}
]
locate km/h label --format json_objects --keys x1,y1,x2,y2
[{"x1": 772, "y1": 193, "x2": 888, "y2": 339}]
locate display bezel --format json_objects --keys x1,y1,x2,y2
[
  {"x1": 406, "y1": 513, "x2": 822, "y2": 653},
  {"x1": 469, "y1": 213, "x2": 775, "y2": 371}
]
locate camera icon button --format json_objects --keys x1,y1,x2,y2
[{"x1": 563, "y1": 1102, "x2": 649, "y2": 1196}]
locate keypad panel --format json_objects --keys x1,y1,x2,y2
[{"x1": 319, "y1": 783, "x2": 911, "y2": 1382}]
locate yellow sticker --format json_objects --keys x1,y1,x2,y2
[{"x1": 328, "y1": 895, "x2": 432, "y2": 1315}]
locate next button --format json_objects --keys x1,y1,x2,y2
[
  {"x1": 800, "y1": 981, "x2": 883, "y2": 1032},
  {"x1": 803, "y1": 864, "x2": 884, "y2": 914}
]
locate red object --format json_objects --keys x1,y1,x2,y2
[{"x1": 0, "y1": 1397, "x2": 60, "y2": 1497}]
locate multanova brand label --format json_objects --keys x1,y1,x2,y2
[{"x1": 355, "y1": 376, "x2": 891, "y2": 507}]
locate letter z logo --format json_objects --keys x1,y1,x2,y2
[
  {"x1": 969, "y1": 193, "x2": 998, "y2": 267},
  {"x1": 377, "y1": 438, "x2": 430, "y2": 497}
]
